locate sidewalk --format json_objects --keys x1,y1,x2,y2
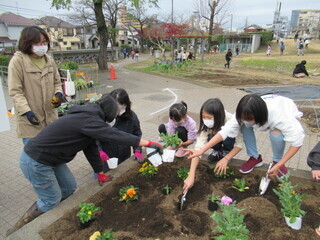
[{"x1": 1, "y1": 55, "x2": 319, "y2": 239}]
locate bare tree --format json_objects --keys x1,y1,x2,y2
[{"x1": 196, "y1": 0, "x2": 230, "y2": 52}]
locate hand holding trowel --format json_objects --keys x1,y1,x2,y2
[{"x1": 258, "y1": 163, "x2": 273, "y2": 195}]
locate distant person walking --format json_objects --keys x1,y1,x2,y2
[
  {"x1": 235, "y1": 46, "x2": 240, "y2": 56},
  {"x1": 266, "y1": 44, "x2": 271, "y2": 56},
  {"x1": 305, "y1": 39, "x2": 310, "y2": 49},
  {"x1": 293, "y1": 60, "x2": 309, "y2": 78},
  {"x1": 224, "y1": 49, "x2": 232, "y2": 68},
  {"x1": 297, "y1": 39, "x2": 304, "y2": 56},
  {"x1": 280, "y1": 42, "x2": 285, "y2": 55},
  {"x1": 294, "y1": 32, "x2": 299, "y2": 42}
]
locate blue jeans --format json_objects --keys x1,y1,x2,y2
[
  {"x1": 241, "y1": 125, "x2": 285, "y2": 162},
  {"x1": 22, "y1": 138, "x2": 31, "y2": 145},
  {"x1": 19, "y1": 151, "x2": 77, "y2": 212}
]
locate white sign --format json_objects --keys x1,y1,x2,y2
[{"x1": 0, "y1": 81, "x2": 10, "y2": 132}]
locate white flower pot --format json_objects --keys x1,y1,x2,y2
[
  {"x1": 284, "y1": 216, "x2": 302, "y2": 230},
  {"x1": 107, "y1": 158, "x2": 118, "y2": 169},
  {"x1": 162, "y1": 149, "x2": 176, "y2": 162},
  {"x1": 146, "y1": 148, "x2": 162, "y2": 167}
]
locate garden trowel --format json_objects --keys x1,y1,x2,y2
[
  {"x1": 180, "y1": 191, "x2": 188, "y2": 211},
  {"x1": 258, "y1": 163, "x2": 273, "y2": 195}
]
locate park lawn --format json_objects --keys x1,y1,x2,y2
[{"x1": 126, "y1": 40, "x2": 320, "y2": 87}]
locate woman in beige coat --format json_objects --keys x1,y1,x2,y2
[{"x1": 8, "y1": 26, "x2": 63, "y2": 143}]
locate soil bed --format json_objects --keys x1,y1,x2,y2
[{"x1": 40, "y1": 159, "x2": 320, "y2": 240}]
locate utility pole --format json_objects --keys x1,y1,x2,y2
[{"x1": 171, "y1": 0, "x2": 174, "y2": 60}]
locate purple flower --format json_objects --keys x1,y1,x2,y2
[{"x1": 221, "y1": 196, "x2": 233, "y2": 205}]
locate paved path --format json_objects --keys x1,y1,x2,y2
[{"x1": 1, "y1": 54, "x2": 319, "y2": 239}]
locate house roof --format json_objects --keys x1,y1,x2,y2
[
  {"x1": 35, "y1": 16, "x2": 75, "y2": 28},
  {"x1": 0, "y1": 12, "x2": 35, "y2": 26}
]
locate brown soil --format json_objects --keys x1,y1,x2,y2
[
  {"x1": 299, "y1": 107, "x2": 320, "y2": 133},
  {"x1": 40, "y1": 159, "x2": 320, "y2": 240}
]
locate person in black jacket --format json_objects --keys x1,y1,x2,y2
[
  {"x1": 307, "y1": 141, "x2": 320, "y2": 181},
  {"x1": 224, "y1": 49, "x2": 232, "y2": 68},
  {"x1": 7, "y1": 94, "x2": 162, "y2": 236},
  {"x1": 99, "y1": 89, "x2": 144, "y2": 171},
  {"x1": 293, "y1": 60, "x2": 309, "y2": 78}
]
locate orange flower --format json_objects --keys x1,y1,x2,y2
[
  {"x1": 126, "y1": 188, "x2": 136, "y2": 198},
  {"x1": 75, "y1": 72, "x2": 85, "y2": 77},
  {"x1": 122, "y1": 194, "x2": 127, "y2": 200}
]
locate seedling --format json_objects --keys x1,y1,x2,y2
[
  {"x1": 231, "y1": 178, "x2": 249, "y2": 192},
  {"x1": 177, "y1": 167, "x2": 189, "y2": 180},
  {"x1": 160, "y1": 133, "x2": 182, "y2": 148},
  {"x1": 162, "y1": 184, "x2": 172, "y2": 195}
]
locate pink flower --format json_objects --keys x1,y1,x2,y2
[{"x1": 221, "y1": 196, "x2": 233, "y2": 205}]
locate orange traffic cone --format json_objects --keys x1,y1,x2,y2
[{"x1": 109, "y1": 64, "x2": 117, "y2": 80}]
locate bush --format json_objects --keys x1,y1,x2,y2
[
  {"x1": 120, "y1": 44, "x2": 131, "y2": 50},
  {"x1": 260, "y1": 30, "x2": 274, "y2": 45},
  {"x1": 58, "y1": 61, "x2": 79, "y2": 70},
  {"x1": 0, "y1": 55, "x2": 12, "y2": 66}
]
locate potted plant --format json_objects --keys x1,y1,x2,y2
[
  {"x1": 177, "y1": 167, "x2": 189, "y2": 180},
  {"x1": 207, "y1": 192, "x2": 221, "y2": 211},
  {"x1": 138, "y1": 162, "x2": 158, "y2": 177},
  {"x1": 160, "y1": 133, "x2": 182, "y2": 162},
  {"x1": 211, "y1": 199, "x2": 250, "y2": 240},
  {"x1": 89, "y1": 229, "x2": 117, "y2": 240},
  {"x1": 273, "y1": 173, "x2": 307, "y2": 230},
  {"x1": 162, "y1": 184, "x2": 172, "y2": 195},
  {"x1": 76, "y1": 202, "x2": 100, "y2": 229},
  {"x1": 119, "y1": 185, "x2": 139, "y2": 203},
  {"x1": 231, "y1": 178, "x2": 250, "y2": 192}
]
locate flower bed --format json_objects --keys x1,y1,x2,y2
[{"x1": 40, "y1": 159, "x2": 320, "y2": 240}]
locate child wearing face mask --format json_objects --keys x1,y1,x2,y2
[
  {"x1": 183, "y1": 94, "x2": 305, "y2": 190},
  {"x1": 98, "y1": 88, "x2": 144, "y2": 172},
  {"x1": 158, "y1": 101, "x2": 197, "y2": 157},
  {"x1": 183, "y1": 98, "x2": 236, "y2": 192}
]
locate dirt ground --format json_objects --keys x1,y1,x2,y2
[{"x1": 40, "y1": 159, "x2": 320, "y2": 240}]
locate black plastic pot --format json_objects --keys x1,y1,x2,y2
[
  {"x1": 78, "y1": 219, "x2": 94, "y2": 229},
  {"x1": 208, "y1": 200, "x2": 219, "y2": 211}
]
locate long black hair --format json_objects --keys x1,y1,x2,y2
[
  {"x1": 169, "y1": 101, "x2": 187, "y2": 122},
  {"x1": 110, "y1": 88, "x2": 132, "y2": 119},
  {"x1": 236, "y1": 94, "x2": 268, "y2": 126},
  {"x1": 198, "y1": 98, "x2": 225, "y2": 134}
]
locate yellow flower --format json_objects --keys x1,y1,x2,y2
[
  {"x1": 155, "y1": 168, "x2": 158, "y2": 171},
  {"x1": 89, "y1": 231, "x2": 101, "y2": 240},
  {"x1": 139, "y1": 168, "x2": 145, "y2": 172},
  {"x1": 291, "y1": 191, "x2": 296, "y2": 194},
  {"x1": 142, "y1": 162, "x2": 148, "y2": 167},
  {"x1": 122, "y1": 194, "x2": 127, "y2": 200},
  {"x1": 126, "y1": 188, "x2": 136, "y2": 198},
  {"x1": 88, "y1": 211, "x2": 92, "y2": 215},
  {"x1": 148, "y1": 171, "x2": 153, "y2": 173}
]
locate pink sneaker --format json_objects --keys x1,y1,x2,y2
[
  {"x1": 273, "y1": 161, "x2": 288, "y2": 178},
  {"x1": 175, "y1": 147, "x2": 186, "y2": 157},
  {"x1": 239, "y1": 155, "x2": 263, "y2": 174}
]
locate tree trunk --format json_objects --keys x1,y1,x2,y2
[
  {"x1": 207, "y1": 1, "x2": 218, "y2": 53},
  {"x1": 93, "y1": 0, "x2": 109, "y2": 70}
]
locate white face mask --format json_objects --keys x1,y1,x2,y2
[
  {"x1": 203, "y1": 119, "x2": 214, "y2": 128},
  {"x1": 243, "y1": 120, "x2": 255, "y2": 128},
  {"x1": 119, "y1": 109, "x2": 126, "y2": 116},
  {"x1": 108, "y1": 119, "x2": 116, "y2": 127},
  {"x1": 32, "y1": 45, "x2": 48, "y2": 57}
]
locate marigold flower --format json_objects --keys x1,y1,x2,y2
[
  {"x1": 142, "y1": 162, "x2": 148, "y2": 167},
  {"x1": 89, "y1": 231, "x2": 101, "y2": 240},
  {"x1": 148, "y1": 171, "x2": 152, "y2": 173},
  {"x1": 122, "y1": 194, "x2": 127, "y2": 199},
  {"x1": 88, "y1": 211, "x2": 92, "y2": 215},
  {"x1": 126, "y1": 188, "x2": 136, "y2": 198},
  {"x1": 139, "y1": 168, "x2": 145, "y2": 172},
  {"x1": 291, "y1": 191, "x2": 296, "y2": 194},
  {"x1": 75, "y1": 72, "x2": 85, "y2": 77}
]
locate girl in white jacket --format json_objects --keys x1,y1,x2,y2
[
  {"x1": 183, "y1": 98, "x2": 236, "y2": 192},
  {"x1": 184, "y1": 94, "x2": 304, "y2": 184}
]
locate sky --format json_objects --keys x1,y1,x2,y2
[{"x1": 0, "y1": 0, "x2": 319, "y2": 29}]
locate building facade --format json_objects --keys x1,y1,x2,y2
[{"x1": 289, "y1": 9, "x2": 320, "y2": 39}]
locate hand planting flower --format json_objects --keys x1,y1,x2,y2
[
  {"x1": 139, "y1": 162, "x2": 158, "y2": 177},
  {"x1": 119, "y1": 185, "x2": 139, "y2": 202},
  {"x1": 76, "y1": 202, "x2": 100, "y2": 224},
  {"x1": 221, "y1": 195, "x2": 233, "y2": 205}
]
